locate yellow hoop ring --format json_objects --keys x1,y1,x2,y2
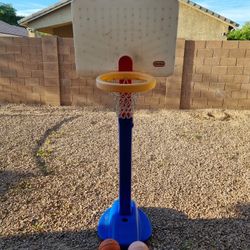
[{"x1": 96, "y1": 71, "x2": 156, "y2": 93}]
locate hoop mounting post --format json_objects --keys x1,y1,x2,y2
[{"x1": 118, "y1": 55, "x2": 133, "y2": 216}]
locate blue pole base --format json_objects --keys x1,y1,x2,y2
[{"x1": 98, "y1": 200, "x2": 152, "y2": 247}]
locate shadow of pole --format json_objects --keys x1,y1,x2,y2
[{"x1": 33, "y1": 116, "x2": 81, "y2": 176}]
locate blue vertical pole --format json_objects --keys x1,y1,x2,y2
[
  {"x1": 118, "y1": 55, "x2": 133, "y2": 216},
  {"x1": 119, "y1": 117, "x2": 133, "y2": 215}
]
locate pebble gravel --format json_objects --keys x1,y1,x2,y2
[{"x1": 0, "y1": 104, "x2": 249, "y2": 250}]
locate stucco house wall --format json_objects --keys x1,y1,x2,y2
[
  {"x1": 178, "y1": 3, "x2": 230, "y2": 40},
  {"x1": 19, "y1": 0, "x2": 238, "y2": 40}
]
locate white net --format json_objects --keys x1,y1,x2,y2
[
  {"x1": 110, "y1": 78, "x2": 140, "y2": 119},
  {"x1": 113, "y1": 92, "x2": 137, "y2": 119}
]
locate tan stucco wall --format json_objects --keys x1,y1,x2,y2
[{"x1": 178, "y1": 3, "x2": 229, "y2": 40}]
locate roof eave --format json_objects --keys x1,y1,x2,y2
[{"x1": 18, "y1": 0, "x2": 71, "y2": 26}]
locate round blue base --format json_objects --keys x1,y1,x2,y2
[{"x1": 98, "y1": 200, "x2": 152, "y2": 247}]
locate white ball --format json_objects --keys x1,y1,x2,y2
[{"x1": 128, "y1": 241, "x2": 149, "y2": 250}]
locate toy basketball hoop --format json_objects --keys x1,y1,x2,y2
[
  {"x1": 96, "y1": 70, "x2": 156, "y2": 118},
  {"x1": 96, "y1": 72, "x2": 156, "y2": 93},
  {"x1": 72, "y1": 0, "x2": 179, "y2": 246}
]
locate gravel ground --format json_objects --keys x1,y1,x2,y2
[{"x1": 0, "y1": 104, "x2": 249, "y2": 250}]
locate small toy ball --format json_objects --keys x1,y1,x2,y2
[
  {"x1": 98, "y1": 239, "x2": 121, "y2": 250},
  {"x1": 128, "y1": 241, "x2": 149, "y2": 250}
]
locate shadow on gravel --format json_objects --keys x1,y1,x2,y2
[
  {"x1": 0, "y1": 170, "x2": 35, "y2": 197},
  {"x1": 1, "y1": 203, "x2": 249, "y2": 250},
  {"x1": 143, "y1": 204, "x2": 249, "y2": 250},
  {"x1": 34, "y1": 116, "x2": 80, "y2": 176},
  {"x1": 0, "y1": 229, "x2": 99, "y2": 250}
]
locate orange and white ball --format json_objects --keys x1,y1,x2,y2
[
  {"x1": 98, "y1": 239, "x2": 121, "y2": 250},
  {"x1": 128, "y1": 241, "x2": 149, "y2": 250}
]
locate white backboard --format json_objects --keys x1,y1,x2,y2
[{"x1": 72, "y1": 0, "x2": 179, "y2": 77}]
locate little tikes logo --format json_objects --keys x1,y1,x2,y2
[{"x1": 153, "y1": 61, "x2": 166, "y2": 67}]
